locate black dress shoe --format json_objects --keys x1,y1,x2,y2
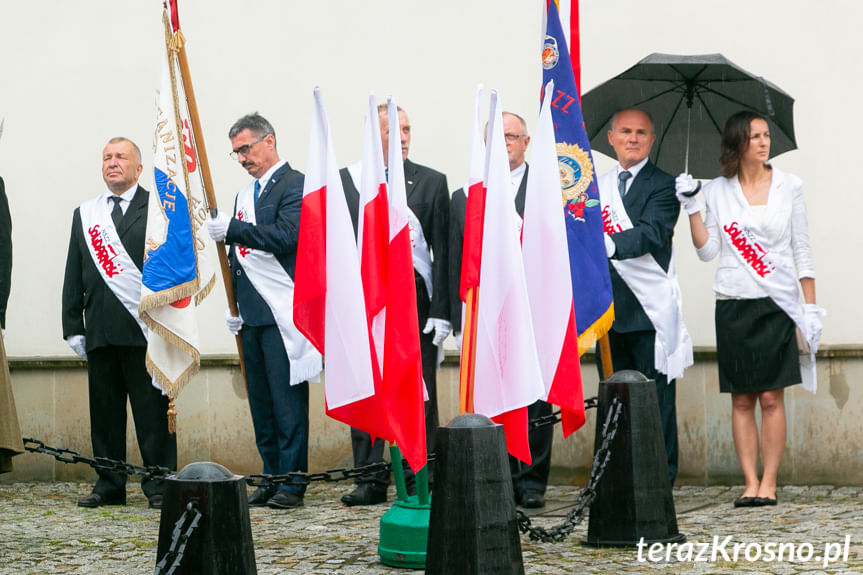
[
  {"x1": 248, "y1": 486, "x2": 276, "y2": 507},
  {"x1": 520, "y1": 490, "x2": 545, "y2": 509},
  {"x1": 340, "y1": 484, "x2": 387, "y2": 507},
  {"x1": 148, "y1": 494, "x2": 164, "y2": 509},
  {"x1": 77, "y1": 492, "x2": 126, "y2": 508},
  {"x1": 267, "y1": 491, "x2": 303, "y2": 509},
  {"x1": 733, "y1": 496, "x2": 758, "y2": 508}
]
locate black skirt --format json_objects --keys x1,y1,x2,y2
[{"x1": 715, "y1": 297, "x2": 800, "y2": 394}]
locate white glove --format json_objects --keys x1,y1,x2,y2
[
  {"x1": 675, "y1": 173, "x2": 701, "y2": 215},
  {"x1": 803, "y1": 304, "x2": 825, "y2": 353},
  {"x1": 604, "y1": 234, "x2": 616, "y2": 257},
  {"x1": 67, "y1": 335, "x2": 87, "y2": 360},
  {"x1": 225, "y1": 308, "x2": 244, "y2": 336},
  {"x1": 206, "y1": 212, "x2": 232, "y2": 242},
  {"x1": 423, "y1": 318, "x2": 451, "y2": 346},
  {"x1": 454, "y1": 331, "x2": 463, "y2": 352},
  {"x1": 1, "y1": 329, "x2": 4, "y2": 339}
]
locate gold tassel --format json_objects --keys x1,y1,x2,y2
[
  {"x1": 167, "y1": 399, "x2": 178, "y2": 435},
  {"x1": 168, "y1": 30, "x2": 186, "y2": 53}
]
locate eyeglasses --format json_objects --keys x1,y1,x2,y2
[
  {"x1": 229, "y1": 135, "x2": 267, "y2": 160},
  {"x1": 504, "y1": 133, "x2": 526, "y2": 142}
]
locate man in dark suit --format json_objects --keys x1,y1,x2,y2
[
  {"x1": 62, "y1": 137, "x2": 176, "y2": 508},
  {"x1": 600, "y1": 108, "x2": 681, "y2": 485},
  {"x1": 449, "y1": 112, "x2": 553, "y2": 509},
  {"x1": 207, "y1": 113, "x2": 314, "y2": 509},
  {"x1": 339, "y1": 104, "x2": 451, "y2": 506},
  {"x1": 0, "y1": 174, "x2": 22, "y2": 474}
]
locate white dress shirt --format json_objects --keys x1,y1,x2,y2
[{"x1": 103, "y1": 183, "x2": 138, "y2": 215}]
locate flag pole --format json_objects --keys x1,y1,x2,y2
[
  {"x1": 167, "y1": 17, "x2": 246, "y2": 382},
  {"x1": 458, "y1": 287, "x2": 478, "y2": 413}
]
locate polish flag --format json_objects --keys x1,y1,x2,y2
[
  {"x1": 381, "y1": 96, "x2": 427, "y2": 472},
  {"x1": 471, "y1": 90, "x2": 545, "y2": 463},
  {"x1": 294, "y1": 87, "x2": 389, "y2": 440},
  {"x1": 522, "y1": 80, "x2": 585, "y2": 437}
]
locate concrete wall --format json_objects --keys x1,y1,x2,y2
[{"x1": 5, "y1": 348, "x2": 861, "y2": 486}]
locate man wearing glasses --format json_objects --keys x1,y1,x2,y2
[
  {"x1": 449, "y1": 112, "x2": 553, "y2": 509},
  {"x1": 207, "y1": 113, "x2": 321, "y2": 510}
]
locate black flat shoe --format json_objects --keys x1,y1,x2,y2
[
  {"x1": 733, "y1": 496, "x2": 758, "y2": 508},
  {"x1": 755, "y1": 496, "x2": 777, "y2": 506},
  {"x1": 77, "y1": 492, "x2": 126, "y2": 508}
]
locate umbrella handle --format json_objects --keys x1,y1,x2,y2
[{"x1": 680, "y1": 181, "x2": 702, "y2": 198}]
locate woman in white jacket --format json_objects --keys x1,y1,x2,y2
[{"x1": 676, "y1": 110, "x2": 821, "y2": 508}]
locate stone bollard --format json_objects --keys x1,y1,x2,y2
[
  {"x1": 425, "y1": 413, "x2": 524, "y2": 575},
  {"x1": 585, "y1": 370, "x2": 684, "y2": 547},
  {"x1": 155, "y1": 462, "x2": 256, "y2": 574}
]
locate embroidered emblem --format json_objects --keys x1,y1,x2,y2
[
  {"x1": 558, "y1": 143, "x2": 598, "y2": 222},
  {"x1": 542, "y1": 36, "x2": 559, "y2": 70}
]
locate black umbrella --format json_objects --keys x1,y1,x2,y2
[{"x1": 582, "y1": 53, "x2": 796, "y2": 179}]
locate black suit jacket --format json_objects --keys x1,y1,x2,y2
[
  {"x1": 340, "y1": 159, "x2": 450, "y2": 324},
  {"x1": 226, "y1": 162, "x2": 304, "y2": 327},
  {"x1": 607, "y1": 161, "x2": 679, "y2": 333},
  {"x1": 62, "y1": 186, "x2": 149, "y2": 350},
  {"x1": 0, "y1": 178, "x2": 11, "y2": 329},
  {"x1": 448, "y1": 165, "x2": 529, "y2": 332}
]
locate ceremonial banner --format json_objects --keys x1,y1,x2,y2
[
  {"x1": 523, "y1": 80, "x2": 585, "y2": 437},
  {"x1": 294, "y1": 88, "x2": 387, "y2": 439},
  {"x1": 543, "y1": 0, "x2": 614, "y2": 354},
  {"x1": 139, "y1": 3, "x2": 215, "y2": 428},
  {"x1": 471, "y1": 91, "x2": 545, "y2": 463}
]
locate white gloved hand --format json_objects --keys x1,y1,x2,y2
[
  {"x1": 206, "y1": 212, "x2": 232, "y2": 242},
  {"x1": 803, "y1": 304, "x2": 825, "y2": 353},
  {"x1": 675, "y1": 173, "x2": 701, "y2": 215},
  {"x1": 423, "y1": 317, "x2": 451, "y2": 346},
  {"x1": 454, "y1": 331, "x2": 463, "y2": 352},
  {"x1": 1, "y1": 329, "x2": 4, "y2": 339},
  {"x1": 604, "y1": 234, "x2": 616, "y2": 258},
  {"x1": 67, "y1": 334, "x2": 87, "y2": 360},
  {"x1": 224, "y1": 308, "x2": 244, "y2": 336}
]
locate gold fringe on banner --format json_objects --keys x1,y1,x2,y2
[{"x1": 576, "y1": 302, "x2": 616, "y2": 357}]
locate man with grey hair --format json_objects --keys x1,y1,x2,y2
[
  {"x1": 62, "y1": 137, "x2": 176, "y2": 509},
  {"x1": 207, "y1": 112, "x2": 320, "y2": 509}
]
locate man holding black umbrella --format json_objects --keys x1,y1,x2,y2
[{"x1": 598, "y1": 108, "x2": 692, "y2": 487}]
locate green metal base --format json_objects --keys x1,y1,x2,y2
[
  {"x1": 378, "y1": 445, "x2": 431, "y2": 569},
  {"x1": 378, "y1": 495, "x2": 432, "y2": 568}
]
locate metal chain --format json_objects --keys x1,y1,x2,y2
[
  {"x1": 527, "y1": 396, "x2": 599, "y2": 431},
  {"x1": 153, "y1": 501, "x2": 203, "y2": 575},
  {"x1": 22, "y1": 438, "x2": 174, "y2": 481},
  {"x1": 515, "y1": 395, "x2": 623, "y2": 543}
]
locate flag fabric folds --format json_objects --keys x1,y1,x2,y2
[
  {"x1": 139, "y1": 5, "x2": 215, "y2": 423},
  {"x1": 522, "y1": 80, "x2": 586, "y2": 437},
  {"x1": 293, "y1": 88, "x2": 387, "y2": 441},
  {"x1": 469, "y1": 90, "x2": 545, "y2": 463},
  {"x1": 543, "y1": 0, "x2": 614, "y2": 355}
]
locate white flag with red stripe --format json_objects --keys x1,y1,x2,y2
[
  {"x1": 522, "y1": 80, "x2": 585, "y2": 437},
  {"x1": 294, "y1": 88, "x2": 387, "y2": 439},
  {"x1": 472, "y1": 90, "x2": 545, "y2": 463}
]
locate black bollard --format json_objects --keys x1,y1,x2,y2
[
  {"x1": 585, "y1": 370, "x2": 684, "y2": 547},
  {"x1": 155, "y1": 462, "x2": 256, "y2": 574},
  {"x1": 425, "y1": 413, "x2": 524, "y2": 575}
]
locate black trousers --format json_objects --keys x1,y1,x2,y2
[
  {"x1": 601, "y1": 329, "x2": 678, "y2": 486},
  {"x1": 509, "y1": 399, "x2": 554, "y2": 496},
  {"x1": 87, "y1": 345, "x2": 177, "y2": 498}
]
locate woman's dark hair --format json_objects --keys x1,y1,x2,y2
[{"x1": 719, "y1": 110, "x2": 769, "y2": 178}]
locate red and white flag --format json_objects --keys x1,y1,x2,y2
[
  {"x1": 471, "y1": 90, "x2": 545, "y2": 463},
  {"x1": 522, "y1": 80, "x2": 585, "y2": 437},
  {"x1": 380, "y1": 96, "x2": 427, "y2": 472},
  {"x1": 294, "y1": 88, "x2": 389, "y2": 440}
]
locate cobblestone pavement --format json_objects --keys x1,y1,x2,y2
[{"x1": 1, "y1": 482, "x2": 862, "y2": 574}]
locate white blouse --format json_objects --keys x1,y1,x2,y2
[{"x1": 696, "y1": 167, "x2": 815, "y2": 299}]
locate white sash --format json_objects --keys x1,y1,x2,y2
[
  {"x1": 709, "y1": 176, "x2": 817, "y2": 393},
  {"x1": 79, "y1": 196, "x2": 147, "y2": 338},
  {"x1": 348, "y1": 163, "x2": 433, "y2": 300},
  {"x1": 598, "y1": 170, "x2": 693, "y2": 381},
  {"x1": 234, "y1": 183, "x2": 322, "y2": 385}
]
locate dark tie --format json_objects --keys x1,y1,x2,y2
[
  {"x1": 253, "y1": 180, "x2": 262, "y2": 204},
  {"x1": 618, "y1": 170, "x2": 632, "y2": 197},
  {"x1": 110, "y1": 196, "x2": 123, "y2": 229}
]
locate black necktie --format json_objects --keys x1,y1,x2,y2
[
  {"x1": 618, "y1": 170, "x2": 632, "y2": 197},
  {"x1": 110, "y1": 196, "x2": 123, "y2": 229}
]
